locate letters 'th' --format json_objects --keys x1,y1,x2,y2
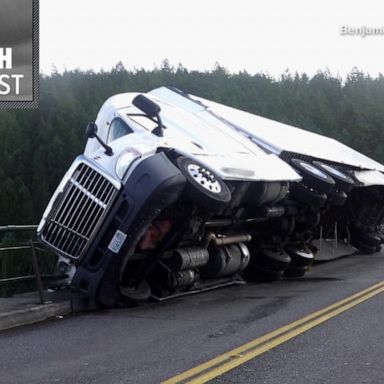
[{"x1": 0, "y1": 48, "x2": 12, "y2": 70}]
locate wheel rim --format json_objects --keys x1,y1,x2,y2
[
  {"x1": 314, "y1": 162, "x2": 354, "y2": 183},
  {"x1": 319, "y1": 164, "x2": 348, "y2": 180},
  {"x1": 286, "y1": 246, "x2": 314, "y2": 259},
  {"x1": 300, "y1": 162, "x2": 329, "y2": 179},
  {"x1": 187, "y1": 164, "x2": 222, "y2": 194}
]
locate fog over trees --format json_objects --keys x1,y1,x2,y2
[{"x1": 1, "y1": 61, "x2": 383, "y2": 224}]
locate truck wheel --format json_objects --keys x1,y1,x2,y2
[
  {"x1": 313, "y1": 162, "x2": 355, "y2": 192},
  {"x1": 177, "y1": 156, "x2": 231, "y2": 212},
  {"x1": 285, "y1": 245, "x2": 314, "y2": 267},
  {"x1": 291, "y1": 159, "x2": 335, "y2": 193},
  {"x1": 290, "y1": 183, "x2": 327, "y2": 208}
]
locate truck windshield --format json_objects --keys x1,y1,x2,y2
[{"x1": 108, "y1": 118, "x2": 133, "y2": 142}]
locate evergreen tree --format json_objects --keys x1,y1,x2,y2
[{"x1": 0, "y1": 64, "x2": 383, "y2": 224}]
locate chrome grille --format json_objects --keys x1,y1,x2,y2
[{"x1": 41, "y1": 163, "x2": 118, "y2": 259}]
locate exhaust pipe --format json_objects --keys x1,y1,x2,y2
[{"x1": 204, "y1": 232, "x2": 252, "y2": 248}]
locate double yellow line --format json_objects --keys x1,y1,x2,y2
[{"x1": 162, "y1": 281, "x2": 384, "y2": 384}]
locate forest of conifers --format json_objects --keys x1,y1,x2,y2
[{"x1": 1, "y1": 61, "x2": 384, "y2": 225}]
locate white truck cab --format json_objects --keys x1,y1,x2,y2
[{"x1": 38, "y1": 89, "x2": 303, "y2": 306}]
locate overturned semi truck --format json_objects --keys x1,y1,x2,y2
[
  {"x1": 37, "y1": 87, "x2": 384, "y2": 306},
  {"x1": 153, "y1": 87, "x2": 384, "y2": 267}
]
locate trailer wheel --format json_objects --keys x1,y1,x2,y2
[
  {"x1": 177, "y1": 156, "x2": 231, "y2": 212},
  {"x1": 285, "y1": 245, "x2": 314, "y2": 267},
  {"x1": 313, "y1": 162, "x2": 355, "y2": 192},
  {"x1": 291, "y1": 159, "x2": 335, "y2": 193}
]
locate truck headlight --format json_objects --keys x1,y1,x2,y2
[{"x1": 115, "y1": 150, "x2": 140, "y2": 179}]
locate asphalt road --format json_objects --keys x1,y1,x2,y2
[{"x1": 1, "y1": 252, "x2": 384, "y2": 384}]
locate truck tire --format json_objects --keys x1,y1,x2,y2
[
  {"x1": 291, "y1": 159, "x2": 335, "y2": 193},
  {"x1": 285, "y1": 245, "x2": 314, "y2": 267},
  {"x1": 177, "y1": 156, "x2": 231, "y2": 212},
  {"x1": 313, "y1": 162, "x2": 355, "y2": 192}
]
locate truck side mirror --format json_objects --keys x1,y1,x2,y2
[
  {"x1": 86, "y1": 122, "x2": 98, "y2": 138},
  {"x1": 85, "y1": 122, "x2": 113, "y2": 156},
  {"x1": 133, "y1": 95, "x2": 161, "y2": 118},
  {"x1": 132, "y1": 94, "x2": 164, "y2": 137}
]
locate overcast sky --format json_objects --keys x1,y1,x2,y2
[{"x1": 40, "y1": 0, "x2": 384, "y2": 78}]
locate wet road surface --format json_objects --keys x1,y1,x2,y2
[{"x1": 1, "y1": 252, "x2": 384, "y2": 384}]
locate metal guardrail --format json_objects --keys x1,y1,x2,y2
[
  {"x1": 0, "y1": 225, "x2": 38, "y2": 233},
  {"x1": 0, "y1": 225, "x2": 63, "y2": 304}
]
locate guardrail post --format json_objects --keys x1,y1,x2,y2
[{"x1": 29, "y1": 240, "x2": 45, "y2": 304}]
